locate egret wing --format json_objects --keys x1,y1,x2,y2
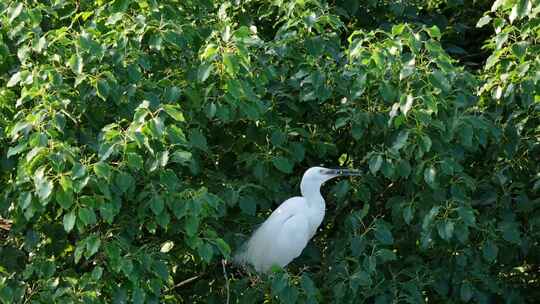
[
  {"x1": 269, "y1": 213, "x2": 310, "y2": 269},
  {"x1": 235, "y1": 197, "x2": 311, "y2": 272}
]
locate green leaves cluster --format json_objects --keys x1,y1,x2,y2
[{"x1": 0, "y1": 0, "x2": 538, "y2": 303}]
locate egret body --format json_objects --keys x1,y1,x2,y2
[{"x1": 234, "y1": 167, "x2": 361, "y2": 272}]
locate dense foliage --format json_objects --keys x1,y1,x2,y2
[{"x1": 1, "y1": 0, "x2": 539, "y2": 303}]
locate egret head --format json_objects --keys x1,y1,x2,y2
[{"x1": 301, "y1": 166, "x2": 361, "y2": 195}]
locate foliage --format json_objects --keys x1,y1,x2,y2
[{"x1": 0, "y1": 0, "x2": 538, "y2": 303}]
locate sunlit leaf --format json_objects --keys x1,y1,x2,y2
[{"x1": 63, "y1": 211, "x2": 76, "y2": 232}]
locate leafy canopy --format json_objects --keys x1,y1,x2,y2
[{"x1": 0, "y1": 0, "x2": 539, "y2": 303}]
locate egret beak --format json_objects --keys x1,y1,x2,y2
[{"x1": 327, "y1": 168, "x2": 362, "y2": 176}]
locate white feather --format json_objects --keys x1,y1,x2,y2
[{"x1": 234, "y1": 166, "x2": 360, "y2": 272}]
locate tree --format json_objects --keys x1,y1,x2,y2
[{"x1": 1, "y1": 0, "x2": 538, "y2": 303}]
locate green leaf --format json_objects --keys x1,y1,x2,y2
[
  {"x1": 126, "y1": 153, "x2": 144, "y2": 170},
  {"x1": 516, "y1": 0, "x2": 532, "y2": 19},
  {"x1": 403, "y1": 206, "x2": 413, "y2": 224},
  {"x1": 369, "y1": 154, "x2": 383, "y2": 175},
  {"x1": 457, "y1": 207, "x2": 476, "y2": 226},
  {"x1": 272, "y1": 273, "x2": 288, "y2": 296},
  {"x1": 79, "y1": 208, "x2": 97, "y2": 226},
  {"x1": 399, "y1": 65, "x2": 414, "y2": 80},
  {"x1": 222, "y1": 52, "x2": 237, "y2": 76},
  {"x1": 115, "y1": 172, "x2": 134, "y2": 194},
  {"x1": 460, "y1": 282, "x2": 473, "y2": 302},
  {"x1": 74, "y1": 243, "x2": 85, "y2": 264},
  {"x1": 91, "y1": 266, "x2": 103, "y2": 281},
  {"x1": 171, "y1": 150, "x2": 192, "y2": 164},
  {"x1": 437, "y1": 221, "x2": 454, "y2": 241},
  {"x1": 7, "y1": 142, "x2": 27, "y2": 158},
  {"x1": 34, "y1": 172, "x2": 53, "y2": 203},
  {"x1": 377, "y1": 249, "x2": 397, "y2": 262},
  {"x1": 26, "y1": 147, "x2": 44, "y2": 162},
  {"x1": 147, "y1": 117, "x2": 165, "y2": 138},
  {"x1": 239, "y1": 196, "x2": 257, "y2": 215},
  {"x1": 380, "y1": 160, "x2": 394, "y2": 179},
  {"x1": 351, "y1": 270, "x2": 372, "y2": 287},
  {"x1": 350, "y1": 235, "x2": 366, "y2": 256},
  {"x1": 184, "y1": 216, "x2": 199, "y2": 236},
  {"x1": 63, "y1": 211, "x2": 76, "y2": 232},
  {"x1": 510, "y1": 0, "x2": 531, "y2": 23},
  {"x1": 163, "y1": 105, "x2": 186, "y2": 122},
  {"x1": 98, "y1": 142, "x2": 115, "y2": 161},
  {"x1": 99, "y1": 202, "x2": 116, "y2": 224},
  {"x1": 484, "y1": 53, "x2": 499, "y2": 70},
  {"x1": 429, "y1": 70, "x2": 451, "y2": 93},
  {"x1": 500, "y1": 222, "x2": 521, "y2": 244},
  {"x1": 197, "y1": 62, "x2": 213, "y2": 82},
  {"x1": 78, "y1": 32, "x2": 102, "y2": 55},
  {"x1": 300, "y1": 274, "x2": 317, "y2": 296},
  {"x1": 426, "y1": 25, "x2": 441, "y2": 39},
  {"x1": 351, "y1": 123, "x2": 363, "y2": 140},
  {"x1": 379, "y1": 81, "x2": 396, "y2": 102},
  {"x1": 271, "y1": 130, "x2": 287, "y2": 146},
  {"x1": 392, "y1": 130, "x2": 409, "y2": 152},
  {"x1": 391, "y1": 24, "x2": 406, "y2": 36},
  {"x1": 8, "y1": 3, "x2": 23, "y2": 22},
  {"x1": 420, "y1": 135, "x2": 432, "y2": 153},
  {"x1": 167, "y1": 125, "x2": 187, "y2": 145},
  {"x1": 59, "y1": 176, "x2": 73, "y2": 193},
  {"x1": 164, "y1": 86, "x2": 181, "y2": 103},
  {"x1": 476, "y1": 15, "x2": 492, "y2": 28},
  {"x1": 160, "y1": 169, "x2": 180, "y2": 190},
  {"x1": 156, "y1": 210, "x2": 170, "y2": 228},
  {"x1": 96, "y1": 79, "x2": 110, "y2": 100},
  {"x1": 214, "y1": 238, "x2": 231, "y2": 257},
  {"x1": 189, "y1": 129, "x2": 208, "y2": 151},
  {"x1": 374, "y1": 222, "x2": 394, "y2": 245},
  {"x1": 152, "y1": 260, "x2": 169, "y2": 280},
  {"x1": 148, "y1": 34, "x2": 163, "y2": 50},
  {"x1": 0, "y1": 285, "x2": 13, "y2": 303},
  {"x1": 495, "y1": 32, "x2": 509, "y2": 50},
  {"x1": 482, "y1": 241, "x2": 498, "y2": 262},
  {"x1": 400, "y1": 95, "x2": 414, "y2": 115},
  {"x1": 94, "y1": 162, "x2": 111, "y2": 180},
  {"x1": 198, "y1": 243, "x2": 214, "y2": 263},
  {"x1": 289, "y1": 142, "x2": 305, "y2": 162},
  {"x1": 150, "y1": 195, "x2": 164, "y2": 215},
  {"x1": 19, "y1": 192, "x2": 32, "y2": 210},
  {"x1": 55, "y1": 189, "x2": 74, "y2": 209},
  {"x1": 133, "y1": 288, "x2": 145, "y2": 304},
  {"x1": 72, "y1": 163, "x2": 86, "y2": 179},
  {"x1": 69, "y1": 54, "x2": 84, "y2": 75},
  {"x1": 86, "y1": 235, "x2": 101, "y2": 257},
  {"x1": 280, "y1": 286, "x2": 299, "y2": 304},
  {"x1": 424, "y1": 166, "x2": 437, "y2": 188},
  {"x1": 7, "y1": 71, "x2": 21, "y2": 87},
  {"x1": 272, "y1": 156, "x2": 293, "y2": 174},
  {"x1": 396, "y1": 159, "x2": 411, "y2": 178}
]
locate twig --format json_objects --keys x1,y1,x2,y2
[
  {"x1": 0, "y1": 218, "x2": 12, "y2": 231},
  {"x1": 166, "y1": 275, "x2": 201, "y2": 292},
  {"x1": 222, "y1": 259, "x2": 230, "y2": 304}
]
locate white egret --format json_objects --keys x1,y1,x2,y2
[{"x1": 234, "y1": 166, "x2": 361, "y2": 272}]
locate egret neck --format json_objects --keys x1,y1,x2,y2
[
  {"x1": 300, "y1": 178, "x2": 325, "y2": 210},
  {"x1": 300, "y1": 177, "x2": 326, "y2": 232}
]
